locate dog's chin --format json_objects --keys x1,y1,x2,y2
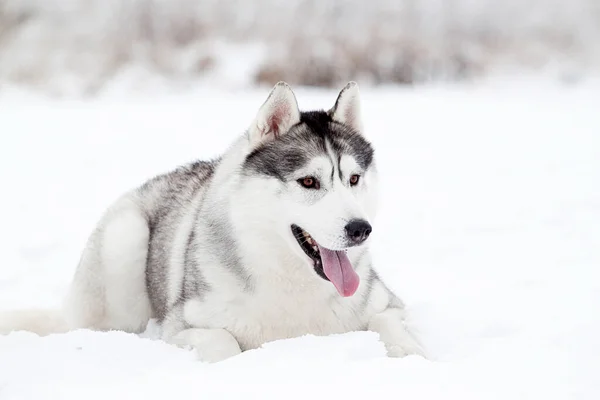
[{"x1": 290, "y1": 224, "x2": 360, "y2": 297}]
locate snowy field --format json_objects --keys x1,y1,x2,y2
[{"x1": 0, "y1": 78, "x2": 599, "y2": 399}]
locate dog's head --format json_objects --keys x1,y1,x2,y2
[{"x1": 239, "y1": 82, "x2": 378, "y2": 296}]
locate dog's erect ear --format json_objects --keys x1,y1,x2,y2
[
  {"x1": 248, "y1": 81, "x2": 301, "y2": 147},
  {"x1": 329, "y1": 81, "x2": 363, "y2": 133}
]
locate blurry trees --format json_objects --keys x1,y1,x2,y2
[{"x1": 0, "y1": 0, "x2": 597, "y2": 94}]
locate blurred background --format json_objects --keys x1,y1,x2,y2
[{"x1": 1, "y1": 0, "x2": 599, "y2": 96}]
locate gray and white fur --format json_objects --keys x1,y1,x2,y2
[{"x1": 0, "y1": 82, "x2": 424, "y2": 362}]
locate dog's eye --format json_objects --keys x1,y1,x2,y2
[
  {"x1": 298, "y1": 176, "x2": 320, "y2": 190},
  {"x1": 349, "y1": 174, "x2": 360, "y2": 186}
]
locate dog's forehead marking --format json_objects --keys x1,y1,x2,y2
[
  {"x1": 296, "y1": 155, "x2": 331, "y2": 178},
  {"x1": 243, "y1": 110, "x2": 374, "y2": 181},
  {"x1": 339, "y1": 154, "x2": 360, "y2": 177},
  {"x1": 326, "y1": 124, "x2": 374, "y2": 171},
  {"x1": 324, "y1": 139, "x2": 339, "y2": 186}
]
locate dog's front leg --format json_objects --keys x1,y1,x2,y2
[
  {"x1": 167, "y1": 328, "x2": 242, "y2": 363},
  {"x1": 368, "y1": 307, "x2": 426, "y2": 358}
]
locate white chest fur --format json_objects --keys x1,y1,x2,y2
[{"x1": 181, "y1": 273, "x2": 368, "y2": 351}]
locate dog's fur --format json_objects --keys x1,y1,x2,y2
[{"x1": 0, "y1": 82, "x2": 424, "y2": 362}]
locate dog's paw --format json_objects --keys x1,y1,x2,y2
[
  {"x1": 368, "y1": 307, "x2": 427, "y2": 359},
  {"x1": 195, "y1": 340, "x2": 242, "y2": 363},
  {"x1": 168, "y1": 328, "x2": 242, "y2": 363},
  {"x1": 385, "y1": 339, "x2": 426, "y2": 358}
]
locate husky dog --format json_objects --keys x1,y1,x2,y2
[{"x1": 1, "y1": 82, "x2": 424, "y2": 362}]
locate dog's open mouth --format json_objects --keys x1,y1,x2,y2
[{"x1": 291, "y1": 224, "x2": 360, "y2": 297}]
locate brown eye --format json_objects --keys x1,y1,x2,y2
[
  {"x1": 349, "y1": 174, "x2": 360, "y2": 186},
  {"x1": 298, "y1": 176, "x2": 320, "y2": 189}
]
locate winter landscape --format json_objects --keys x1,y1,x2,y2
[{"x1": 1, "y1": 1, "x2": 599, "y2": 399}]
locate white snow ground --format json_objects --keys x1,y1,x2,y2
[{"x1": 0, "y1": 78, "x2": 599, "y2": 399}]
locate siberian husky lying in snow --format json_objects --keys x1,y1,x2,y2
[{"x1": 1, "y1": 82, "x2": 424, "y2": 362}]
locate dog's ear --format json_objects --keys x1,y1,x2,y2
[
  {"x1": 329, "y1": 81, "x2": 363, "y2": 133},
  {"x1": 248, "y1": 81, "x2": 301, "y2": 147}
]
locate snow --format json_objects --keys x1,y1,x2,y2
[{"x1": 1, "y1": 78, "x2": 600, "y2": 399}]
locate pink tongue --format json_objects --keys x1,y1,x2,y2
[{"x1": 317, "y1": 244, "x2": 360, "y2": 297}]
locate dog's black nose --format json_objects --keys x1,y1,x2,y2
[{"x1": 345, "y1": 219, "x2": 372, "y2": 245}]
